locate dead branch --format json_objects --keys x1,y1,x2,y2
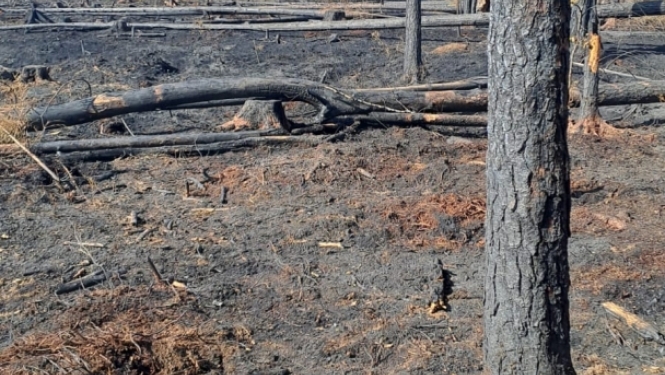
[
  {"x1": 50, "y1": 136, "x2": 322, "y2": 162},
  {"x1": 25, "y1": 78, "x2": 376, "y2": 130},
  {"x1": 30, "y1": 129, "x2": 282, "y2": 153},
  {"x1": 0, "y1": 124, "x2": 62, "y2": 190},
  {"x1": 602, "y1": 301, "x2": 665, "y2": 345},
  {"x1": 55, "y1": 268, "x2": 127, "y2": 295}
]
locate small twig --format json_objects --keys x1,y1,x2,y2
[
  {"x1": 136, "y1": 227, "x2": 155, "y2": 242},
  {"x1": 56, "y1": 158, "x2": 81, "y2": 194},
  {"x1": 0, "y1": 124, "x2": 62, "y2": 190},
  {"x1": 572, "y1": 62, "x2": 651, "y2": 81},
  {"x1": 147, "y1": 257, "x2": 165, "y2": 284},
  {"x1": 120, "y1": 118, "x2": 135, "y2": 136},
  {"x1": 62, "y1": 241, "x2": 105, "y2": 248}
]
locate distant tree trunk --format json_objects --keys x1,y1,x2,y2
[
  {"x1": 484, "y1": 0, "x2": 576, "y2": 373},
  {"x1": 575, "y1": 0, "x2": 606, "y2": 134},
  {"x1": 461, "y1": 0, "x2": 478, "y2": 13},
  {"x1": 404, "y1": 0, "x2": 423, "y2": 84}
]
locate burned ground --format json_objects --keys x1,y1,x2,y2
[{"x1": 1, "y1": 5, "x2": 665, "y2": 374}]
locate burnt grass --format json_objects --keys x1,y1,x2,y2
[{"x1": 1, "y1": 16, "x2": 665, "y2": 375}]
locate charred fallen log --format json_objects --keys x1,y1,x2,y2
[
  {"x1": 25, "y1": 78, "x2": 377, "y2": 130},
  {"x1": 24, "y1": 78, "x2": 665, "y2": 130}
]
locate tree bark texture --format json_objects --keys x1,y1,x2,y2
[
  {"x1": 579, "y1": 0, "x2": 601, "y2": 125},
  {"x1": 484, "y1": 0, "x2": 576, "y2": 373},
  {"x1": 404, "y1": 0, "x2": 423, "y2": 84},
  {"x1": 460, "y1": 0, "x2": 478, "y2": 13}
]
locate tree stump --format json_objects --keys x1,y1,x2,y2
[
  {"x1": 220, "y1": 100, "x2": 291, "y2": 132},
  {"x1": 323, "y1": 10, "x2": 345, "y2": 21}
]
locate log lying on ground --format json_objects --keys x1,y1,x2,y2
[
  {"x1": 127, "y1": 13, "x2": 489, "y2": 31},
  {"x1": 353, "y1": 89, "x2": 488, "y2": 112},
  {"x1": 25, "y1": 78, "x2": 376, "y2": 130},
  {"x1": 30, "y1": 128, "x2": 283, "y2": 153},
  {"x1": 8, "y1": 6, "x2": 334, "y2": 19},
  {"x1": 6, "y1": 0, "x2": 660, "y2": 19},
  {"x1": 24, "y1": 78, "x2": 665, "y2": 130},
  {"x1": 336, "y1": 112, "x2": 487, "y2": 126},
  {"x1": 28, "y1": 112, "x2": 487, "y2": 154},
  {"x1": 0, "y1": 2, "x2": 459, "y2": 17},
  {"x1": 51, "y1": 136, "x2": 321, "y2": 162},
  {"x1": 0, "y1": 13, "x2": 488, "y2": 31},
  {"x1": 596, "y1": 0, "x2": 665, "y2": 18},
  {"x1": 1, "y1": 1, "x2": 656, "y2": 32},
  {"x1": 0, "y1": 22, "x2": 115, "y2": 31}
]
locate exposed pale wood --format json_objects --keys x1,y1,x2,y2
[{"x1": 602, "y1": 301, "x2": 665, "y2": 345}]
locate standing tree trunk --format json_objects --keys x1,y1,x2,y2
[
  {"x1": 574, "y1": 0, "x2": 609, "y2": 135},
  {"x1": 461, "y1": 0, "x2": 478, "y2": 13},
  {"x1": 484, "y1": 0, "x2": 576, "y2": 373},
  {"x1": 404, "y1": 0, "x2": 423, "y2": 84}
]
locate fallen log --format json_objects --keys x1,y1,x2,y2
[
  {"x1": 570, "y1": 80, "x2": 665, "y2": 107},
  {"x1": 0, "y1": 14, "x2": 488, "y2": 32},
  {"x1": 353, "y1": 88, "x2": 488, "y2": 112},
  {"x1": 30, "y1": 128, "x2": 283, "y2": 153},
  {"x1": 119, "y1": 13, "x2": 488, "y2": 31},
  {"x1": 0, "y1": 22, "x2": 115, "y2": 31},
  {"x1": 596, "y1": 0, "x2": 665, "y2": 18},
  {"x1": 164, "y1": 77, "x2": 488, "y2": 111},
  {"x1": 51, "y1": 136, "x2": 321, "y2": 162},
  {"x1": 24, "y1": 78, "x2": 665, "y2": 130},
  {"x1": 341, "y1": 112, "x2": 488, "y2": 127},
  {"x1": 14, "y1": 6, "x2": 333, "y2": 19},
  {"x1": 351, "y1": 76, "x2": 487, "y2": 91},
  {"x1": 25, "y1": 78, "x2": 377, "y2": 130},
  {"x1": 29, "y1": 112, "x2": 486, "y2": 154},
  {"x1": 1, "y1": 1, "x2": 656, "y2": 32}
]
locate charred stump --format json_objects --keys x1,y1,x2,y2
[{"x1": 220, "y1": 100, "x2": 291, "y2": 132}]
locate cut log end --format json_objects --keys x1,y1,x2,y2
[{"x1": 219, "y1": 100, "x2": 291, "y2": 132}]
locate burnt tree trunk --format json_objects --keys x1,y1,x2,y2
[
  {"x1": 461, "y1": 0, "x2": 478, "y2": 13},
  {"x1": 577, "y1": 0, "x2": 604, "y2": 133},
  {"x1": 404, "y1": 0, "x2": 423, "y2": 83},
  {"x1": 484, "y1": 0, "x2": 576, "y2": 373}
]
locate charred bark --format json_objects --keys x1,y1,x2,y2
[
  {"x1": 404, "y1": 0, "x2": 423, "y2": 84},
  {"x1": 575, "y1": 0, "x2": 605, "y2": 134},
  {"x1": 25, "y1": 78, "x2": 374, "y2": 130},
  {"x1": 484, "y1": 0, "x2": 576, "y2": 373},
  {"x1": 219, "y1": 100, "x2": 291, "y2": 131},
  {"x1": 25, "y1": 78, "x2": 665, "y2": 130}
]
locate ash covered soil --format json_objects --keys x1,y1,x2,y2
[{"x1": 1, "y1": 12, "x2": 665, "y2": 374}]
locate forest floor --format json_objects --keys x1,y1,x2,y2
[{"x1": 1, "y1": 2, "x2": 665, "y2": 374}]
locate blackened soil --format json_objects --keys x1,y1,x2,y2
[{"x1": 1, "y1": 9, "x2": 665, "y2": 374}]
